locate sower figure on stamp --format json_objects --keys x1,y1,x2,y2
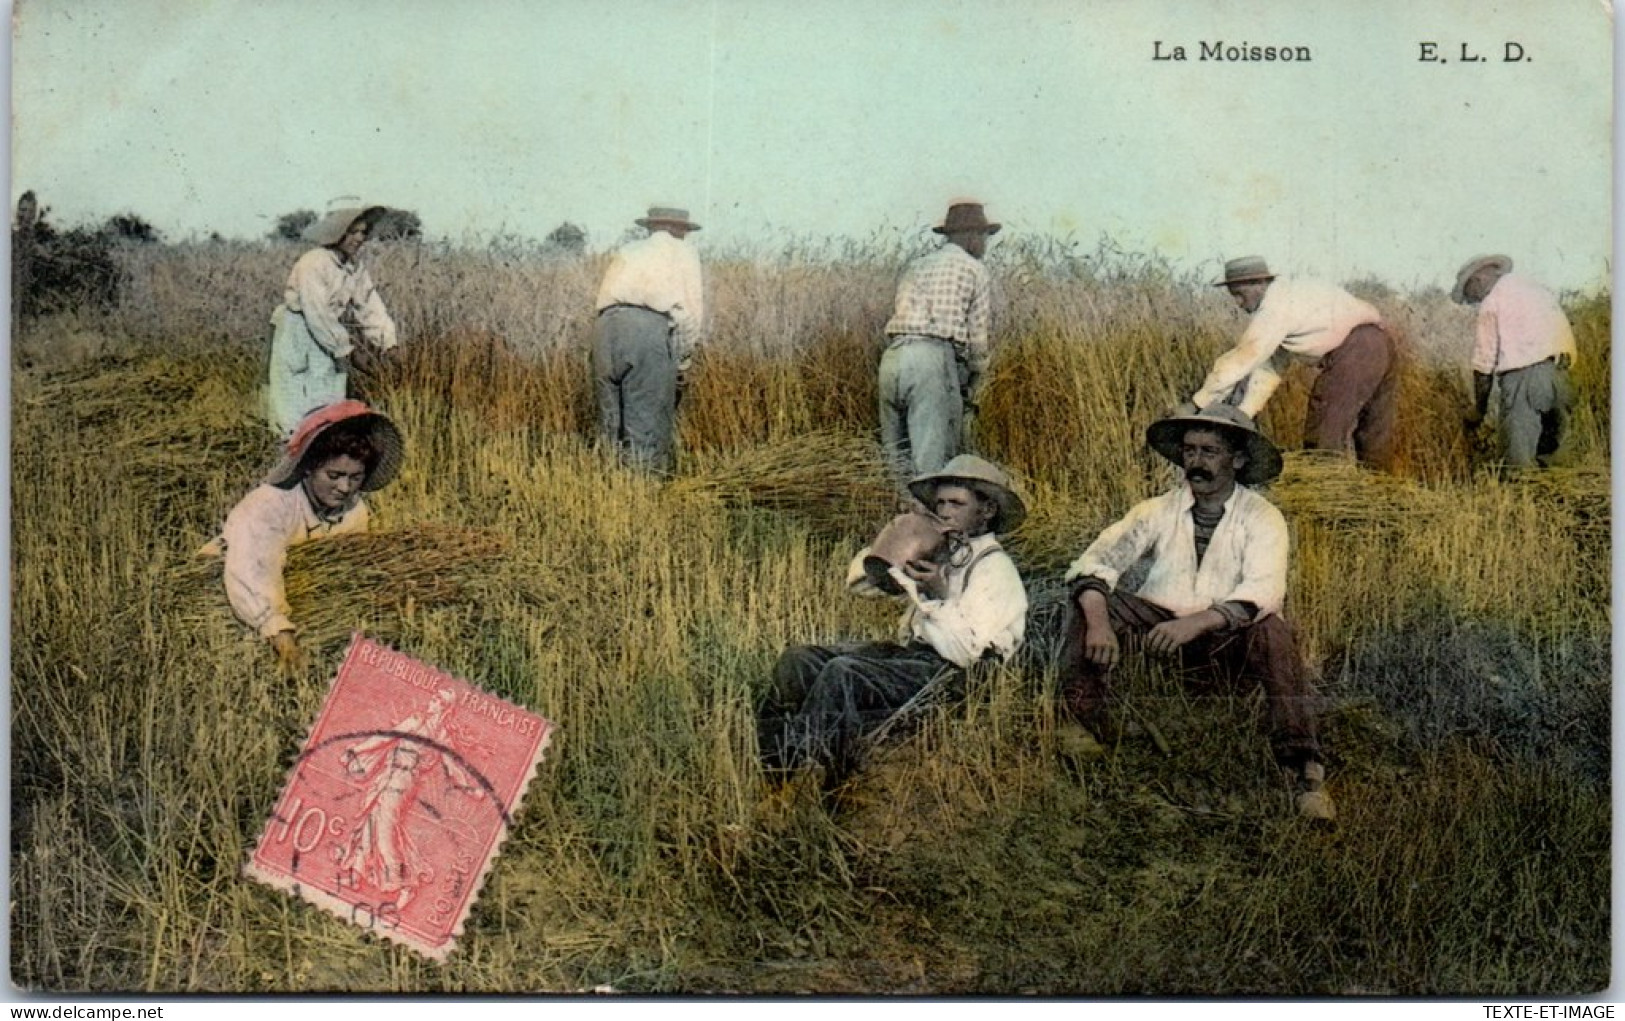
[
  {"x1": 1187, "y1": 256, "x2": 1398, "y2": 473},
  {"x1": 1452, "y1": 255, "x2": 1577, "y2": 470},
  {"x1": 338, "y1": 684, "x2": 485, "y2": 911},
  {"x1": 1057, "y1": 405, "x2": 1334, "y2": 821},
  {"x1": 758, "y1": 455, "x2": 1029, "y2": 795},
  {"x1": 200, "y1": 400, "x2": 404, "y2": 671},
  {"x1": 592, "y1": 205, "x2": 705, "y2": 476},
  {"x1": 267, "y1": 205, "x2": 401, "y2": 439},
  {"x1": 879, "y1": 201, "x2": 1000, "y2": 483}
]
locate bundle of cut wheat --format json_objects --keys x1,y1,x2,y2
[
  {"x1": 673, "y1": 432, "x2": 899, "y2": 538},
  {"x1": 1517, "y1": 465, "x2": 1611, "y2": 552},
  {"x1": 1265, "y1": 450, "x2": 1451, "y2": 533},
  {"x1": 174, "y1": 525, "x2": 512, "y2": 648},
  {"x1": 31, "y1": 355, "x2": 251, "y2": 430}
]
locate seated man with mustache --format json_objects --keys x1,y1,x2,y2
[{"x1": 1056, "y1": 405, "x2": 1334, "y2": 821}]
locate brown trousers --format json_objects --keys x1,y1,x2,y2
[
  {"x1": 1305, "y1": 323, "x2": 1398, "y2": 472},
  {"x1": 1058, "y1": 589, "x2": 1322, "y2": 769}
]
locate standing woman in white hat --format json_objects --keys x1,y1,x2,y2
[{"x1": 266, "y1": 206, "x2": 401, "y2": 438}]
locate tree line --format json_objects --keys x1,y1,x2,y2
[{"x1": 12, "y1": 190, "x2": 591, "y2": 322}]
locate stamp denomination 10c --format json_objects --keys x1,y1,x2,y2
[{"x1": 245, "y1": 634, "x2": 554, "y2": 962}]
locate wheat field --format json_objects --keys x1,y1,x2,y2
[{"x1": 9, "y1": 237, "x2": 1611, "y2": 994}]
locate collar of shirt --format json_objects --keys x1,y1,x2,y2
[
  {"x1": 296, "y1": 482, "x2": 358, "y2": 531},
  {"x1": 322, "y1": 248, "x2": 364, "y2": 276},
  {"x1": 1174, "y1": 482, "x2": 1244, "y2": 516}
]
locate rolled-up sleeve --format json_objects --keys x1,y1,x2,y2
[
  {"x1": 1193, "y1": 308, "x2": 1290, "y2": 410},
  {"x1": 667, "y1": 243, "x2": 705, "y2": 370},
  {"x1": 1471, "y1": 303, "x2": 1501, "y2": 375},
  {"x1": 1064, "y1": 500, "x2": 1156, "y2": 590},
  {"x1": 353, "y1": 266, "x2": 399, "y2": 351},
  {"x1": 964, "y1": 266, "x2": 992, "y2": 377}
]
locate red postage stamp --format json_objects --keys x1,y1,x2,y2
[{"x1": 245, "y1": 634, "x2": 554, "y2": 962}]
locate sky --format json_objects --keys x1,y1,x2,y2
[{"x1": 9, "y1": 0, "x2": 1615, "y2": 291}]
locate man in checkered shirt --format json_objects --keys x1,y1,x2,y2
[{"x1": 879, "y1": 201, "x2": 1000, "y2": 481}]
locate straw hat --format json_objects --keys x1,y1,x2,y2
[
  {"x1": 932, "y1": 201, "x2": 1001, "y2": 236},
  {"x1": 1452, "y1": 254, "x2": 1513, "y2": 303},
  {"x1": 303, "y1": 206, "x2": 386, "y2": 247},
  {"x1": 635, "y1": 206, "x2": 701, "y2": 232},
  {"x1": 1146, "y1": 404, "x2": 1282, "y2": 486},
  {"x1": 1211, "y1": 256, "x2": 1276, "y2": 288},
  {"x1": 266, "y1": 400, "x2": 405, "y2": 492},
  {"x1": 907, "y1": 454, "x2": 1027, "y2": 533}
]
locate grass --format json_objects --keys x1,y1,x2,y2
[{"x1": 9, "y1": 238, "x2": 1612, "y2": 994}]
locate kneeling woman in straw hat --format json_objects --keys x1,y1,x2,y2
[
  {"x1": 266, "y1": 206, "x2": 401, "y2": 438},
  {"x1": 203, "y1": 401, "x2": 404, "y2": 667},
  {"x1": 757, "y1": 454, "x2": 1029, "y2": 795}
]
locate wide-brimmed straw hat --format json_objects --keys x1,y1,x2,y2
[
  {"x1": 1212, "y1": 256, "x2": 1276, "y2": 288},
  {"x1": 907, "y1": 454, "x2": 1027, "y2": 533},
  {"x1": 1451, "y1": 254, "x2": 1513, "y2": 303},
  {"x1": 303, "y1": 206, "x2": 387, "y2": 247},
  {"x1": 932, "y1": 201, "x2": 1001, "y2": 236},
  {"x1": 1146, "y1": 404, "x2": 1282, "y2": 486},
  {"x1": 635, "y1": 206, "x2": 701, "y2": 232},
  {"x1": 266, "y1": 399, "x2": 405, "y2": 492}
]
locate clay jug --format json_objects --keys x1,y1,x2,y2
[{"x1": 862, "y1": 512, "x2": 956, "y2": 595}]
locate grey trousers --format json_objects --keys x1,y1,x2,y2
[
  {"x1": 878, "y1": 335, "x2": 967, "y2": 480},
  {"x1": 1498, "y1": 358, "x2": 1572, "y2": 467},
  {"x1": 757, "y1": 642, "x2": 955, "y2": 789},
  {"x1": 593, "y1": 305, "x2": 678, "y2": 474}
]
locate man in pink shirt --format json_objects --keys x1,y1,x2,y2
[
  {"x1": 1187, "y1": 256, "x2": 1398, "y2": 472},
  {"x1": 1453, "y1": 255, "x2": 1577, "y2": 468}
]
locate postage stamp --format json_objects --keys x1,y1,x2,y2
[{"x1": 245, "y1": 634, "x2": 554, "y2": 962}]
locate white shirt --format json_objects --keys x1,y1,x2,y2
[
  {"x1": 845, "y1": 532, "x2": 1028, "y2": 668},
  {"x1": 279, "y1": 248, "x2": 399, "y2": 358},
  {"x1": 1472, "y1": 273, "x2": 1577, "y2": 374},
  {"x1": 212, "y1": 483, "x2": 370, "y2": 637},
  {"x1": 594, "y1": 230, "x2": 706, "y2": 370},
  {"x1": 1193, "y1": 277, "x2": 1383, "y2": 416},
  {"x1": 1064, "y1": 484, "x2": 1289, "y2": 619}
]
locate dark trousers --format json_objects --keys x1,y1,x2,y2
[
  {"x1": 1305, "y1": 323, "x2": 1398, "y2": 472},
  {"x1": 758, "y1": 642, "x2": 955, "y2": 787},
  {"x1": 1058, "y1": 590, "x2": 1321, "y2": 769},
  {"x1": 593, "y1": 305, "x2": 678, "y2": 474}
]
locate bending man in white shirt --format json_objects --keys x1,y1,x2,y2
[
  {"x1": 758, "y1": 454, "x2": 1029, "y2": 794},
  {"x1": 1188, "y1": 256, "x2": 1397, "y2": 472},
  {"x1": 592, "y1": 206, "x2": 705, "y2": 475},
  {"x1": 1059, "y1": 405, "x2": 1333, "y2": 821}
]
